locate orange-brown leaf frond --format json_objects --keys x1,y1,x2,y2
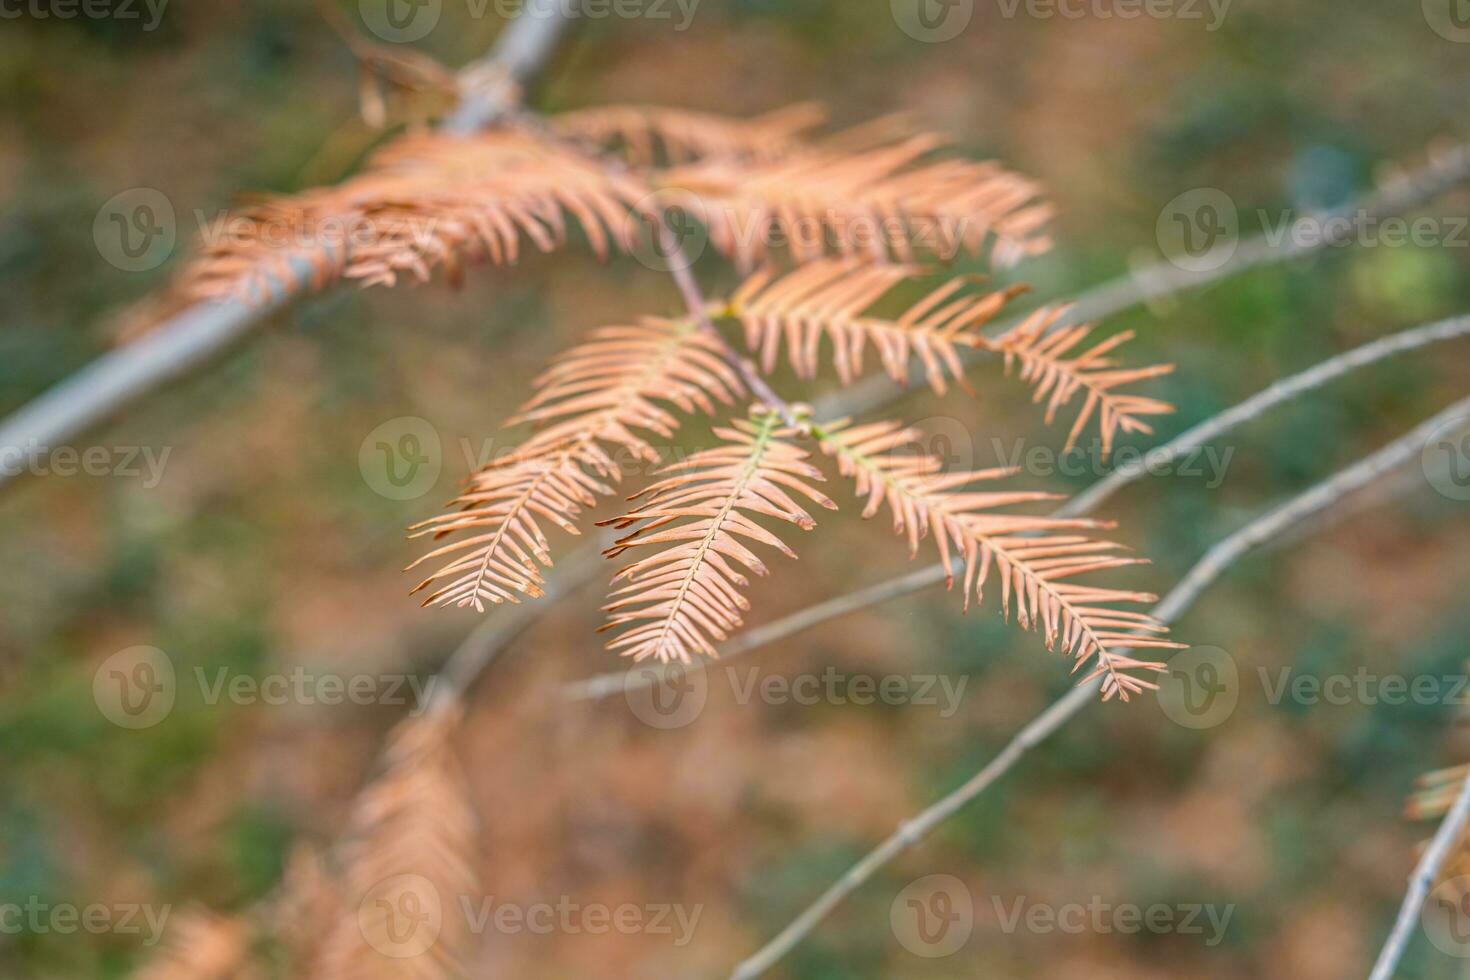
[
  {"x1": 181, "y1": 130, "x2": 652, "y2": 304},
  {"x1": 815, "y1": 419, "x2": 1180, "y2": 701},
  {"x1": 408, "y1": 318, "x2": 743, "y2": 611},
  {"x1": 315, "y1": 708, "x2": 479, "y2": 980},
  {"x1": 132, "y1": 910, "x2": 256, "y2": 980},
  {"x1": 272, "y1": 845, "x2": 343, "y2": 975},
  {"x1": 981, "y1": 306, "x2": 1176, "y2": 455},
  {"x1": 551, "y1": 102, "x2": 825, "y2": 166},
  {"x1": 660, "y1": 135, "x2": 1052, "y2": 271},
  {"x1": 724, "y1": 260, "x2": 1026, "y2": 394},
  {"x1": 598, "y1": 409, "x2": 836, "y2": 664}
]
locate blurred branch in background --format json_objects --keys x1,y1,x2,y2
[
  {"x1": 2, "y1": 96, "x2": 1469, "y2": 497},
  {"x1": 564, "y1": 311, "x2": 1470, "y2": 702},
  {"x1": 0, "y1": 2, "x2": 573, "y2": 495},
  {"x1": 728, "y1": 394, "x2": 1470, "y2": 980},
  {"x1": 1370, "y1": 764, "x2": 1470, "y2": 980},
  {"x1": 822, "y1": 143, "x2": 1470, "y2": 421}
]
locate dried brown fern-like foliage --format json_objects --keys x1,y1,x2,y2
[
  {"x1": 986, "y1": 306, "x2": 1176, "y2": 454},
  {"x1": 598, "y1": 409, "x2": 835, "y2": 663},
  {"x1": 813, "y1": 418, "x2": 1180, "y2": 699},
  {"x1": 723, "y1": 260, "x2": 1025, "y2": 395},
  {"x1": 407, "y1": 317, "x2": 744, "y2": 611},
  {"x1": 182, "y1": 130, "x2": 650, "y2": 302},
  {"x1": 721, "y1": 261, "x2": 1173, "y2": 450},
  {"x1": 552, "y1": 102, "x2": 825, "y2": 165},
  {"x1": 659, "y1": 135, "x2": 1053, "y2": 270},
  {"x1": 315, "y1": 708, "x2": 479, "y2": 980},
  {"x1": 272, "y1": 845, "x2": 344, "y2": 975},
  {"x1": 131, "y1": 910, "x2": 256, "y2": 980}
]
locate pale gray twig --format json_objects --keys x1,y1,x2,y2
[
  {"x1": 1368, "y1": 766, "x2": 1470, "y2": 980},
  {"x1": 0, "y1": 8, "x2": 574, "y2": 494},
  {"x1": 822, "y1": 144, "x2": 1470, "y2": 421},
  {"x1": 562, "y1": 316, "x2": 1470, "y2": 702},
  {"x1": 727, "y1": 395, "x2": 1470, "y2": 979}
]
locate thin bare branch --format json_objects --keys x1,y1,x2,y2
[
  {"x1": 564, "y1": 316, "x2": 1470, "y2": 702},
  {"x1": 1369, "y1": 767, "x2": 1470, "y2": 980},
  {"x1": 0, "y1": 5, "x2": 575, "y2": 494},
  {"x1": 822, "y1": 144, "x2": 1470, "y2": 421},
  {"x1": 726, "y1": 395, "x2": 1470, "y2": 979}
]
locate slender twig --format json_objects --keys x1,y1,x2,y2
[
  {"x1": 821, "y1": 144, "x2": 1470, "y2": 421},
  {"x1": 424, "y1": 544, "x2": 607, "y2": 717},
  {"x1": 0, "y1": 7, "x2": 574, "y2": 494},
  {"x1": 727, "y1": 395, "x2": 1470, "y2": 979},
  {"x1": 655, "y1": 222, "x2": 801, "y2": 427},
  {"x1": 562, "y1": 315, "x2": 1470, "y2": 702},
  {"x1": 1369, "y1": 767, "x2": 1470, "y2": 980},
  {"x1": 1065, "y1": 313, "x2": 1470, "y2": 517}
]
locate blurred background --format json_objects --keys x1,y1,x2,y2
[{"x1": 3, "y1": 0, "x2": 1470, "y2": 976}]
